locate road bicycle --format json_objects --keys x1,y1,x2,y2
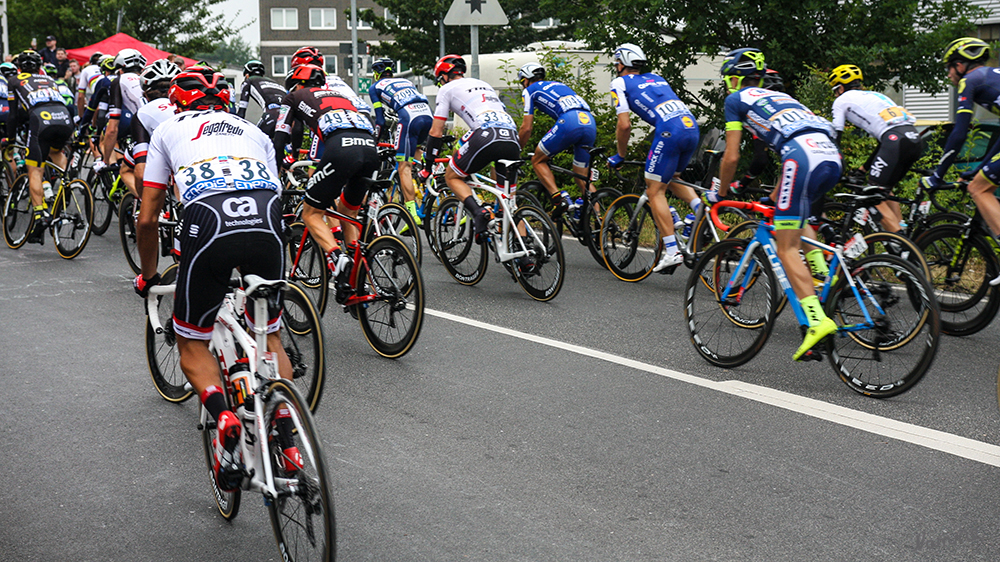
[
  {"x1": 146, "y1": 273, "x2": 334, "y2": 560},
  {"x1": 517, "y1": 146, "x2": 623, "y2": 269},
  {"x1": 88, "y1": 162, "x2": 130, "y2": 236},
  {"x1": 118, "y1": 189, "x2": 182, "y2": 275},
  {"x1": 433, "y1": 159, "x2": 565, "y2": 302},
  {"x1": 685, "y1": 199, "x2": 940, "y2": 398},
  {"x1": 3, "y1": 151, "x2": 94, "y2": 258}
]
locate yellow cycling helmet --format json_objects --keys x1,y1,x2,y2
[
  {"x1": 828, "y1": 64, "x2": 863, "y2": 88},
  {"x1": 943, "y1": 37, "x2": 990, "y2": 65}
]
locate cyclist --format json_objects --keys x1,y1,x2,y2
[
  {"x1": 829, "y1": 64, "x2": 921, "y2": 234},
  {"x1": 0, "y1": 62, "x2": 13, "y2": 131},
  {"x1": 125, "y1": 59, "x2": 181, "y2": 196},
  {"x1": 607, "y1": 43, "x2": 702, "y2": 273},
  {"x1": 273, "y1": 63, "x2": 379, "y2": 287},
  {"x1": 43, "y1": 63, "x2": 76, "y2": 117},
  {"x1": 236, "y1": 59, "x2": 287, "y2": 137},
  {"x1": 6, "y1": 50, "x2": 74, "y2": 244},
  {"x1": 423, "y1": 54, "x2": 521, "y2": 244},
  {"x1": 713, "y1": 48, "x2": 842, "y2": 360},
  {"x1": 368, "y1": 56, "x2": 432, "y2": 224},
  {"x1": 76, "y1": 52, "x2": 104, "y2": 117},
  {"x1": 517, "y1": 62, "x2": 597, "y2": 216},
  {"x1": 97, "y1": 49, "x2": 146, "y2": 182},
  {"x1": 922, "y1": 37, "x2": 1000, "y2": 285},
  {"x1": 133, "y1": 67, "x2": 297, "y2": 488}
]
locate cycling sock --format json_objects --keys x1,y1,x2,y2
[
  {"x1": 33, "y1": 204, "x2": 45, "y2": 212},
  {"x1": 799, "y1": 295, "x2": 828, "y2": 327},
  {"x1": 805, "y1": 249, "x2": 829, "y2": 278},
  {"x1": 462, "y1": 195, "x2": 482, "y2": 215},
  {"x1": 689, "y1": 198, "x2": 702, "y2": 214},
  {"x1": 662, "y1": 235, "x2": 678, "y2": 255},
  {"x1": 405, "y1": 200, "x2": 418, "y2": 215},
  {"x1": 201, "y1": 386, "x2": 230, "y2": 423}
]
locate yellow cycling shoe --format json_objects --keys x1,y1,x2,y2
[{"x1": 792, "y1": 317, "x2": 837, "y2": 361}]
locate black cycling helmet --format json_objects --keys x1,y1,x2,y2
[
  {"x1": 284, "y1": 64, "x2": 326, "y2": 90},
  {"x1": 88, "y1": 51, "x2": 104, "y2": 66},
  {"x1": 243, "y1": 59, "x2": 266, "y2": 77},
  {"x1": 372, "y1": 57, "x2": 395, "y2": 80},
  {"x1": 15, "y1": 50, "x2": 42, "y2": 74},
  {"x1": 761, "y1": 68, "x2": 784, "y2": 92}
]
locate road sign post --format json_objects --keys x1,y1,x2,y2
[{"x1": 443, "y1": 0, "x2": 508, "y2": 80}]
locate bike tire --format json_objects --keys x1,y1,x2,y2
[
  {"x1": 285, "y1": 221, "x2": 330, "y2": 316},
  {"x1": 3, "y1": 174, "x2": 32, "y2": 249},
  {"x1": 435, "y1": 196, "x2": 488, "y2": 285},
  {"x1": 119, "y1": 193, "x2": 141, "y2": 274},
  {"x1": 691, "y1": 207, "x2": 749, "y2": 253},
  {"x1": 420, "y1": 177, "x2": 448, "y2": 263},
  {"x1": 861, "y1": 230, "x2": 931, "y2": 281},
  {"x1": 52, "y1": 179, "x2": 94, "y2": 259},
  {"x1": 281, "y1": 282, "x2": 326, "y2": 413},
  {"x1": 369, "y1": 201, "x2": 422, "y2": 266},
  {"x1": 358, "y1": 235, "x2": 425, "y2": 358},
  {"x1": 916, "y1": 223, "x2": 1000, "y2": 336},
  {"x1": 145, "y1": 264, "x2": 193, "y2": 403},
  {"x1": 824, "y1": 253, "x2": 940, "y2": 398},
  {"x1": 264, "y1": 379, "x2": 336, "y2": 562},
  {"x1": 511, "y1": 205, "x2": 565, "y2": 301},
  {"x1": 90, "y1": 170, "x2": 115, "y2": 236},
  {"x1": 201, "y1": 404, "x2": 242, "y2": 520},
  {"x1": 518, "y1": 180, "x2": 563, "y2": 237},
  {"x1": 580, "y1": 187, "x2": 622, "y2": 269},
  {"x1": 601, "y1": 194, "x2": 660, "y2": 282}
]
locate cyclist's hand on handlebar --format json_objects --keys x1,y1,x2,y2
[
  {"x1": 133, "y1": 272, "x2": 161, "y2": 298},
  {"x1": 0, "y1": 137, "x2": 8, "y2": 149},
  {"x1": 417, "y1": 168, "x2": 431, "y2": 182},
  {"x1": 607, "y1": 153, "x2": 624, "y2": 168},
  {"x1": 92, "y1": 159, "x2": 107, "y2": 173},
  {"x1": 704, "y1": 189, "x2": 726, "y2": 205},
  {"x1": 920, "y1": 174, "x2": 943, "y2": 190}
]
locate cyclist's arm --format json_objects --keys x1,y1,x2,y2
[
  {"x1": 136, "y1": 185, "x2": 165, "y2": 278},
  {"x1": 932, "y1": 110, "x2": 972, "y2": 180},
  {"x1": 272, "y1": 101, "x2": 294, "y2": 169},
  {"x1": 717, "y1": 127, "x2": 744, "y2": 196},
  {"x1": 518, "y1": 114, "x2": 533, "y2": 148},
  {"x1": 614, "y1": 112, "x2": 630, "y2": 159},
  {"x1": 236, "y1": 80, "x2": 251, "y2": 119},
  {"x1": 6, "y1": 92, "x2": 18, "y2": 141}
]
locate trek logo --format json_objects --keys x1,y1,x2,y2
[
  {"x1": 341, "y1": 136, "x2": 375, "y2": 147},
  {"x1": 191, "y1": 121, "x2": 245, "y2": 140},
  {"x1": 222, "y1": 196, "x2": 259, "y2": 218}
]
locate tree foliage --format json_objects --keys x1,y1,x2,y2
[{"x1": 8, "y1": 0, "x2": 242, "y2": 56}]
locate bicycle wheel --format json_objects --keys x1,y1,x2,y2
[
  {"x1": 518, "y1": 180, "x2": 562, "y2": 235},
  {"x1": 824, "y1": 254, "x2": 940, "y2": 398},
  {"x1": 281, "y1": 282, "x2": 326, "y2": 413},
  {"x1": 684, "y1": 238, "x2": 779, "y2": 368},
  {"x1": 861, "y1": 231, "x2": 931, "y2": 281},
  {"x1": 420, "y1": 177, "x2": 447, "y2": 262},
  {"x1": 358, "y1": 236, "x2": 425, "y2": 358},
  {"x1": 90, "y1": 170, "x2": 115, "y2": 236},
  {"x1": 369, "y1": 201, "x2": 422, "y2": 266},
  {"x1": 200, "y1": 405, "x2": 242, "y2": 520},
  {"x1": 435, "y1": 196, "x2": 488, "y2": 285},
  {"x1": 285, "y1": 222, "x2": 330, "y2": 316},
  {"x1": 264, "y1": 380, "x2": 335, "y2": 562},
  {"x1": 691, "y1": 207, "x2": 749, "y2": 253},
  {"x1": 145, "y1": 264, "x2": 193, "y2": 402},
  {"x1": 51, "y1": 179, "x2": 93, "y2": 259},
  {"x1": 119, "y1": 193, "x2": 141, "y2": 274},
  {"x1": 3, "y1": 174, "x2": 32, "y2": 249},
  {"x1": 601, "y1": 194, "x2": 660, "y2": 282},
  {"x1": 580, "y1": 187, "x2": 622, "y2": 269},
  {"x1": 916, "y1": 223, "x2": 1000, "y2": 336},
  {"x1": 510, "y1": 205, "x2": 565, "y2": 301}
]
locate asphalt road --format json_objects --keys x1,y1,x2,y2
[{"x1": 2, "y1": 223, "x2": 999, "y2": 561}]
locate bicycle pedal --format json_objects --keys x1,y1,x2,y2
[
  {"x1": 657, "y1": 264, "x2": 679, "y2": 275},
  {"x1": 801, "y1": 349, "x2": 823, "y2": 361}
]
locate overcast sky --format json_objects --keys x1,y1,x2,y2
[{"x1": 214, "y1": 0, "x2": 260, "y2": 47}]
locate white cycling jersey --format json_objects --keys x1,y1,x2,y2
[
  {"x1": 831, "y1": 90, "x2": 916, "y2": 139},
  {"x1": 77, "y1": 64, "x2": 102, "y2": 96},
  {"x1": 145, "y1": 110, "x2": 280, "y2": 205},
  {"x1": 136, "y1": 97, "x2": 176, "y2": 135},
  {"x1": 433, "y1": 77, "x2": 516, "y2": 131},
  {"x1": 108, "y1": 72, "x2": 145, "y2": 119},
  {"x1": 325, "y1": 75, "x2": 373, "y2": 115}
]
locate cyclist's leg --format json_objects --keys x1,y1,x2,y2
[{"x1": 533, "y1": 124, "x2": 564, "y2": 199}]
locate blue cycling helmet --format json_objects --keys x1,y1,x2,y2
[{"x1": 720, "y1": 48, "x2": 766, "y2": 77}]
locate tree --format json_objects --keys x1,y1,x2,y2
[
  {"x1": 8, "y1": 0, "x2": 244, "y2": 56},
  {"x1": 194, "y1": 36, "x2": 259, "y2": 70}
]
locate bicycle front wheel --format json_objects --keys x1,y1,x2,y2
[
  {"x1": 3, "y1": 174, "x2": 32, "y2": 249},
  {"x1": 145, "y1": 264, "x2": 193, "y2": 402},
  {"x1": 285, "y1": 222, "x2": 329, "y2": 316},
  {"x1": 358, "y1": 235, "x2": 425, "y2": 358},
  {"x1": 281, "y1": 282, "x2": 326, "y2": 413},
  {"x1": 824, "y1": 254, "x2": 940, "y2": 398},
  {"x1": 601, "y1": 194, "x2": 660, "y2": 282},
  {"x1": 52, "y1": 179, "x2": 93, "y2": 259},
  {"x1": 369, "y1": 201, "x2": 422, "y2": 266},
  {"x1": 511, "y1": 205, "x2": 565, "y2": 301},
  {"x1": 90, "y1": 171, "x2": 115, "y2": 236},
  {"x1": 264, "y1": 379, "x2": 336, "y2": 562},
  {"x1": 684, "y1": 238, "x2": 779, "y2": 368},
  {"x1": 861, "y1": 231, "x2": 930, "y2": 281},
  {"x1": 580, "y1": 187, "x2": 622, "y2": 269},
  {"x1": 435, "y1": 196, "x2": 488, "y2": 285},
  {"x1": 119, "y1": 193, "x2": 141, "y2": 274}
]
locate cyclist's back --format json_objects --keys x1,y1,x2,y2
[{"x1": 237, "y1": 61, "x2": 287, "y2": 138}]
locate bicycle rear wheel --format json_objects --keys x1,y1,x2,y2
[
  {"x1": 285, "y1": 222, "x2": 330, "y2": 316},
  {"x1": 52, "y1": 179, "x2": 93, "y2": 259},
  {"x1": 264, "y1": 379, "x2": 335, "y2": 562},
  {"x1": 684, "y1": 238, "x2": 779, "y2": 368},
  {"x1": 435, "y1": 196, "x2": 488, "y2": 285},
  {"x1": 601, "y1": 194, "x2": 660, "y2": 282},
  {"x1": 145, "y1": 264, "x2": 193, "y2": 402},
  {"x1": 916, "y1": 223, "x2": 1000, "y2": 336},
  {"x1": 3, "y1": 174, "x2": 32, "y2": 249},
  {"x1": 358, "y1": 236, "x2": 425, "y2": 358},
  {"x1": 581, "y1": 187, "x2": 622, "y2": 269},
  {"x1": 824, "y1": 254, "x2": 940, "y2": 398},
  {"x1": 119, "y1": 193, "x2": 141, "y2": 274},
  {"x1": 511, "y1": 205, "x2": 565, "y2": 301},
  {"x1": 281, "y1": 282, "x2": 326, "y2": 413},
  {"x1": 90, "y1": 170, "x2": 115, "y2": 236},
  {"x1": 200, "y1": 404, "x2": 242, "y2": 520},
  {"x1": 860, "y1": 231, "x2": 930, "y2": 280},
  {"x1": 369, "y1": 201, "x2": 422, "y2": 265}
]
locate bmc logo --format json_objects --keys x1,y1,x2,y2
[
  {"x1": 341, "y1": 137, "x2": 375, "y2": 147},
  {"x1": 222, "y1": 196, "x2": 259, "y2": 218}
]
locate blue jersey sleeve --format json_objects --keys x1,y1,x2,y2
[{"x1": 723, "y1": 93, "x2": 744, "y2": 131}]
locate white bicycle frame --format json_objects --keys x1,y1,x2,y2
[
  {"x1": 630, "y1": 178, "x2": 721, "y2": 258},
  {"x1": 146, "y1": 276, "x2": 308, "y2": 500},
  {"x1": 466, "y1": 170, "x2": 537, "y2": 264}
]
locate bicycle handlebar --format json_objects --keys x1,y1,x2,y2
[
  {"x1": 709, "y1": 199, "x2": 774, "y2": 231},
  {"x1": 285, "y1": 160, "x2": 317, "y2": 187}
]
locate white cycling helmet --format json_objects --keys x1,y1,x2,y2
[
  {"x1": 612, "y1": 43, "x2": 647, "y2": 68},
  {"x1": 518, "y1": 62, "x2": 545, "y2": 82},
  {"x1": 115, "y1": 48, "x2": 147, "y2": 73},
  {"x1": 140, "y1": 59, "x2": 181, "y2": 90}
]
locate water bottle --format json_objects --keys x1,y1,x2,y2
[
  {"x1": 572, "y1": 198, "x2": 583, "y2": 220},
  {"x1": 670, "y1": 205, "x2": 683, "y2": 228},
  {"x1": 42, "y1": 181, "x2": 53, "y2": 201},
  {"x1": 681, "y1": 213, "x2": 695, "y2": 238},
  {"x1": 228, "y1": 359, "x2": 252, "y2": 416}
]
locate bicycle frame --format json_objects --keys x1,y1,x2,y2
[
  {"x1": 468, "y1": 172, "x2": 534, "y2": 264},
  {"x1": 627, "y1": 178, "x2": 722, "y2": 259}
]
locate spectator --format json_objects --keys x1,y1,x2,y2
[
  {"x1": 66, "y1": 59, "x2": 80, "y2": 91},
  {"x1": 40, "y1": 35, "x2": 58, "y2": 66},
  {"x1": 54, "y1": 47, "x2": 70, "y2": 80}
]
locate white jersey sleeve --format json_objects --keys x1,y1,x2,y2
[
  {"x1": 433, "y1": 78, "x2": 515, "y2": 130},
  {"x1": 609, "y1": 76, "x2": 630, "y2": 115},
  {"x1": 831, "y1": 90, "x2": 916, "y2": 138}
]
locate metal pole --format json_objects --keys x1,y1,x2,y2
[
  {"x1": 1, "y1": 0, "x2": 8, "y2": 60},
  {"x1": 351, "y1": 0, "x2": 359, "y2": 91},
  {"x1": 470, "y1": 25, "x2": 479, "y2": 80},
  {"x1": 116, "y1": 7, "x2": 124, "y2": 34},
  {"x1": 439, "y1": 17, "x2": 445, "y2": 58}
]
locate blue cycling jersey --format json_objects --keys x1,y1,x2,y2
[
  {"x1": 368, "y1": 77, "x2": 429, "y2": 128},
  {"x1": 609, "y1": 73, "x2": 694, "y2": 127},
  {"x1": 0, "y1": 77, "x2": 9, "y2": 121},
  {"x1": 933, "y1": 65, "x2": 1000, "y2": 180},
  {"x1": 723, "y1": 87, "x2": 835, "y2": 151},
  {"x1": 522, "y1": 80, "x2": 592, "y2": 120}
]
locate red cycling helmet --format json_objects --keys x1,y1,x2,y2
[
  {"x1": 168, "y1": 67, "x2": 232, "y2": 110},
  {"x1": 291, "y1": 46, "x2": 324, "y2": 69},
  {"x1": 434, "y1": 54, "x2": 466, "y2": 82},
  {"x1": 284, "y1": 63, "x2": 326, "y2": 90}
]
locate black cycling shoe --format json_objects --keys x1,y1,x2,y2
[
  {"x1": 473, "y1": 208, "x2": 494, "y2": 245},
  {"x1": 550, "y1": 195, "x2": 570, "y2": 218},
  {"x1": 26, "y1": 213, "x2": 51, "y2": 245}
]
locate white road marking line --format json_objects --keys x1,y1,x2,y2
[{"x1": 426, "y1": 308, "x2": 1000, "y2": 467}]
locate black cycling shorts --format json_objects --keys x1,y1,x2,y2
[
  {"x1": 867, "y1": 125, "x2": 922, "y2": 188},
  {"x1": 257, "y1": 107, "x2": 280, "y2": 139},
  {"x1": 450, "y1": 126, "x2": 522, "y2": 187},
  {"x1": 173, "y1": 189, "x2": 285, "y2": 341},
  {"x1": 303, "y1": 129, "x2": 379, "y2": 211},
  {"x1": 25, "y1": 104, "x2": 73, "y2": 167}
]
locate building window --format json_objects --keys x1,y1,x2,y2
[
  {"x1": 324, "y1": 57, "x2": 338, "y2": 76},
  {"x1": 980, "y1": 24, "x2": 1000, "y2": 42},
  {"x1": 272, "y1": 55, "x2": 292, "y2": 77},
  {"x1": 310, "y1": 8, "x2": 336, "y2": 29},
  {"x1": 271, "y1": 8, "x2": 298, "y2": 30},
  {"x1": 347, "y1": 16, "x2": 372, "y2": 30},
  {"x1": 532, "y1": 17, "x2": 560, "y2": 29}
]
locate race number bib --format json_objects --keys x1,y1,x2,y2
[
  {"x1": 557, "y1": 95, "x2": 588, "y2": 113},
  {"x1": 476, "y1": 109, "x2": 516, "y2": 129},
  {"x1": 654, "y1": 99, "x2": 690, "y2": 122},
  {"x1": 317, "y1": 109, "x2": 375, "y2": 135},
  {"x1": 177, "y1": 156, "x2": 279, "y2": 201},
  {"x1": 878, "y1": 106, "x2": 913, "y2": 126},
  {"x1": 27, "y1": 88, "x2": 63, "y2": 107}
]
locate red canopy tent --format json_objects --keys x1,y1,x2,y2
[{"x1": 65, "y1": 33, "x2": 198, "y2": 68}]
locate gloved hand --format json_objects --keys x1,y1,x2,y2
[
  {"x1": 0, "y1": 137, "x2": 8, "y2": 149},
  {"x1": 704, "y1": 189, "x2": 725, "y2": 205},
  {"x1": 920, "y1": 174, "x2": 944, "y2": 190},
  {"x1": 92, "y1": 159, "x2": 107, "y2": 174},
  {"x1": 417, "y1": 168, "x2": 431, "y2": 182},
  {"x1": 607, "y1": 153, "x2": 624, "y2": 168},
  {"x1": 374, "y1": 125, "x2": 383, "y2": 142},
  {"x1": 133, "y1": 272, "x2": 161, "y2": 298}
]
